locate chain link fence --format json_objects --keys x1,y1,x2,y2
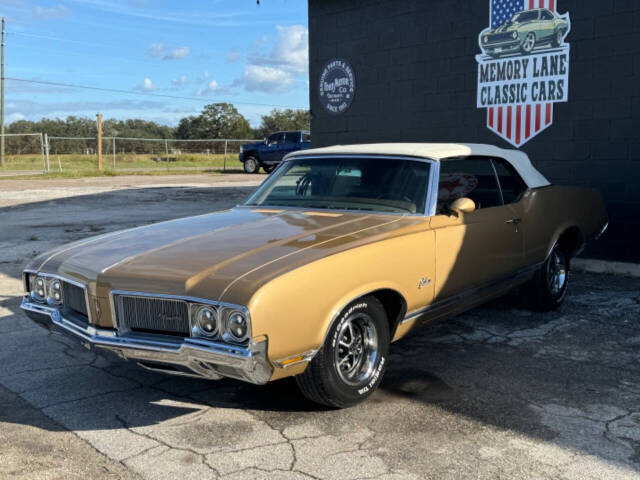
[
  {"x1": 0, "y1": 134, "x2": 259, "y2": 175},
  {"x1": 0, "y1": 133, "x2": 47, "y2": 175}
]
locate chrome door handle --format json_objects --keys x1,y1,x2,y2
[{"x1": 506, "y1": 218, "x2": 522, "y2": 232}]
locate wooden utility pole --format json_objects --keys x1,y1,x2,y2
[
  {"x1": 96, "y1": 113, "x2": 103, "y2": 171},
  {"x1": 1, "y1": 18, "x2": 5, "y2": 167}
]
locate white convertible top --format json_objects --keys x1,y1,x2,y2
[{"x1": 287, "y1": 143, "x2": 550, "y2": 189}]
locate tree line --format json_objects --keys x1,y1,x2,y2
[
  {"x1": 3, "y1": 104, "x2": 310, "y2": 155},
  {"x1": 6, "y1": 104, "x2": 310, "y2": 140}
]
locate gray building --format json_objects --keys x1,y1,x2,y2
[{"x1": 308, "y1": 0, "x2": 639, "y2": 262}]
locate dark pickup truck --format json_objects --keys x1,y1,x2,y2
[{"x1": 239, "y1": 130, "x2": 311, "y2": 174}]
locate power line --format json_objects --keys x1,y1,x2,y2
[
  {"x1": 5, "y1": 77, "x2": 308, "y2": 110},
  {"x1": 7, "y1": 30, "x2": 115, "y2": 49}
]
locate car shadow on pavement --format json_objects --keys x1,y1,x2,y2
[{"x1": 1, "y1": 272, "x2": 640, "y2": 473}]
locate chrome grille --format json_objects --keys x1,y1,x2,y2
[
  {"x1": 115, "y1": 295, "x2": 190, "y2": 336},
  {"x1": 62, "y1": 281, "x2": 88, "y2": 317}
]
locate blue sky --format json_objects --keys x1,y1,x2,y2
[{"x1": 1, "y1": 0, "x2": 309, "y2": 127}]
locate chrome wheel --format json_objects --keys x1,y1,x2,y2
[
  {"x1": 243, "y1": 157, "x2": 258, "y2": 174},
  {"x1": 547, "y1": 248, "x2": 567, "y2": 296},
  {"x1": 556, "y1": 30, "x2": 563, "y2": 46},
  {"x1": 522, "y1": 33, "x2": 536, "y2": 53},
  {"x1": 334, "y1": 313, "x2": 379, "y2": 386}
]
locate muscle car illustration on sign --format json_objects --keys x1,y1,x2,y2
[
  {"x1": 22, "y1": 144, "x2": 607, "y2": 407},
  {"x1": 480, "y1": 8, "x2": 570, "y2": 58}
]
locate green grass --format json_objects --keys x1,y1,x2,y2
[{"x1": 0, "y1": 153, "x2": 246, "y2": 179}]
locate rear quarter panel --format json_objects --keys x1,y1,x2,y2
[{"x1": 516, "y1": 185, "x2": 607, "y2": 266}]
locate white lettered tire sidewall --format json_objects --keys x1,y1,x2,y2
[{"x1": 326, "y1": 298, "x2": 390, "y2": 404}]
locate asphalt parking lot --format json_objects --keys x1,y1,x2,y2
[{"x1": 1, "y1": 175, "x2": 639, "y2": 480}]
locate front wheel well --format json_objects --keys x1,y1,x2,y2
[
  {"x1": 367, "y1": 289, "x2": 407, "y2": 338},
  {"x1": 558, "y1": 227, "x2": 584, "y2": 258}
]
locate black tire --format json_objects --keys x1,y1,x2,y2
[
  {"x1": 263, "y1": 164, "x2": 276, "y2": 174},
  {"x1": 524, "y1": 242, "x2": 570, "y2": 311},
  {"x1": 551, "y1": 29, "x2": 563, "y2": 47},
  {"x1": 296, "y1": 296, "x2": 390, "y2": 408},
  {"x1": 243, "y1": 156, "x2": 260, "y2": 174}
]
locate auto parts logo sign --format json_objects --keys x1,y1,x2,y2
[
  {"x1": 477, "y1": 1, "x2": 571, "y2": 147},
  {"x1": 319, "y1": 59, "x2": 356, "y2": 115}
]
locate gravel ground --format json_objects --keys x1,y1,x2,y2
[{"x1": 0, "y1": 175, "x2": 639, "y2": 480}]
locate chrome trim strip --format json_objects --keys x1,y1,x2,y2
[
  {"x1": 23, "y1": 271, "x2": 93, "y2": 324},
  {"x1": 401, "y1": 262, "x2": 542, "y2": 325},
  {"x1": 274, "y1": 349, "x2": 319, "y2": 368},
  {"x1": 238, "y1": 205, "x2": 423, "y2": 218},
  {"x1": 109, "y1": 289, "x2": 252, "y2": 343},
  {"x1": 20, "y1": 298, "x2": 272, "y2": 385},
  {"x1": 595, "y1": 221, "x2": 608, "y2": 240}
]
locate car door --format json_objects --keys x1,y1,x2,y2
[
  {"x1": 262, "y1": 133, "x2": 284, "y2": 164},
  {"x1": 278, "y1": 132, "x2": 301, "y2": 159},
  {"x1": 430, "y1": 157, "x2": 523, "y2": 300},
  {"x1": 539, "y1": 9, "x2": 555, "y2": 42}
]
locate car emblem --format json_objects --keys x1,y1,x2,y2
[
  {"x1": 476, "y1": 0, "x2": 571, "y2": 147},
  {"x1": 418, "y1": 277, "x2": 431, "y2": 289}
]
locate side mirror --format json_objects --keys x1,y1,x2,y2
[{"x1": 449, "y1": 197, "x2": 476, "y2": 214}]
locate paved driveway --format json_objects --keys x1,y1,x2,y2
[{"x1": 1, "y1": 176, "x2": 639, "y2": 480}]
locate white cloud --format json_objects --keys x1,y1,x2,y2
[
  {"x1": 8, "y1": 112, "x2": 25, "y2": 122},
  {"x1": 196, "y1": 80, "x2": 230, "y2": 96},
  {"x1": 250, "y1": 25, "x2": 308, "y2": 73},
  {"x1": 5, "y1": 99, "x2": 165, "y2": 122},
  {"x1": 134, "y1": 77, "x2": 155, "y2": 91},
  {"x1": 147, "y1": 43, "x2": 191, "y2": 60},
  {"x1": 147, "y1": 42, "x2": 165, "y2": 57},
  {"x1": 171, "y1": 75, "x2": 189, "y2": 87},
  {"x1": 164, "y1": 46, "x2": 190, "y2": 60},
  {"x1": 34, "y1": 4, "x2": 71, "y2": 20},
  {"x1": 231, "y1": 24, "x2": 308, "y2": 94},
  {"x1": 233, "y1": 65, "x2": 293, "y2": 94}
]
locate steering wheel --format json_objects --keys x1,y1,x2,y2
[{"x1": 376, "y1": 192, "x2": 413, "y2": 203}]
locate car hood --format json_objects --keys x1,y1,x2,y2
[{"x1": 29, "y1": 207, "x2": 424, "y2": 306}]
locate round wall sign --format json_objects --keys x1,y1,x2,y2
[{"x1": 319, "y1": 58, "x2": 356, "y2": 115}]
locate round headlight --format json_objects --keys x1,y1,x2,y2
[
  {"x1": 225, "y1": 310, "x2": 248, "y2": 343},
  {"x1": 195, "y1": 306, "x2": 218, "y2": 336},
  {"x1": 48, "y1": 279, "x2": 63, "y2": 305},
  {"x1": 30, "y1": 276, "x2": 46, "y2": 301},
  {"x1": 512, "y1": 31, "x2": 518, "y2": 39}
]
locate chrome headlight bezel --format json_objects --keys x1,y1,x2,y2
[
  {"x1": 30, "y1": 275, "x2": 47, "y2": 302},
  {"x1": 186, "y1": 300, "x2": 251, "y2": 345},
  {"x1": 47, "y1": 278, "x2": 63, "y2": 306},
  {"x1": 222, "y1": 309, "x2": 250, "y2": 344},
  {"x1": 193, "y1": 305, "x2": 219, "y2": 337}
]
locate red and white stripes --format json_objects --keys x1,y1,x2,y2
[{"x1": 487, "y1": 0, "x2": 556, "y2": 147}]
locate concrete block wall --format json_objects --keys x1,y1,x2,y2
[{"x1": 308, "y1": 0, "x2": 640, "y2": 262}]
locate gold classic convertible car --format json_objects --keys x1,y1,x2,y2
[{"x1": 22, "y1": 144, "x2": 607, "y2": 407}]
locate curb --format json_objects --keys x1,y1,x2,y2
[{"x1": 573, "y1": 259, "x2": 640, "y2": 278}]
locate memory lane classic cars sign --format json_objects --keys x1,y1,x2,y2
[
  {"x1": 319, "y1": 58, "x2": 356, "y2": 115},
  {"x1": 476, "y1": 0, "x2": 571, "y2": 147}
]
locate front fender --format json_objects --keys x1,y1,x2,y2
[{"x1": 243, "y1": 230, "x2": 435, "y2": 372}]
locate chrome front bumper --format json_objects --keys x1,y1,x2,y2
[{"x1": 21, "y1": 298, "x2": 273, "y2": 384}]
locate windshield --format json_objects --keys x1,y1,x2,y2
[
  {"x1": 245, "y1": 156, "x2": 431, "y2": 214},
  {"x1": 512, "y1": 10, "x2": 538, "y2": 23}
]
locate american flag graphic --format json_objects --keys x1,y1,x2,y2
[{"x1": 487, "y1": 0, "x2": 557, "y2": 147}]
